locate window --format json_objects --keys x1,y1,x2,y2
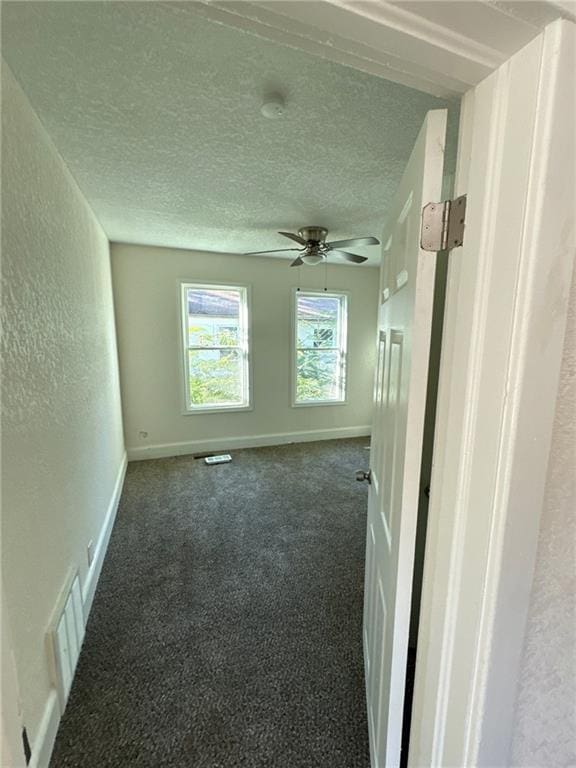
[
  {"x1": 293, "y1": 290, "x2": 348, "y2": 405},
  {"x1": 181, "y1": 283, "x2": 250, "y2": 412}
]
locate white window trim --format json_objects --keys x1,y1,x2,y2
[
  {"x1": 291, "y1": 288, "x2": 349, "y2": 408},
  {"x1": 179, "y1": 281, "x2": 253, "y2": 415}
]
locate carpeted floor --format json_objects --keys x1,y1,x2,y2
[{"x1": 50, "y1": 439, "x2": 371, "y2": 768}]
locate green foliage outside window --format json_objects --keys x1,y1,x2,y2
[
  {"x1": 189, "y1": 351, "x2": 241, "y2": 406},
  {"x1": 188, "y1": 324, "x2": 242, "y2": 406},
  {"x1": 296, "y1": 349, "x2": 339, "y2": 401}
]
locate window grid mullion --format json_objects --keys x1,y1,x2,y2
[
  {"x1": 296, "y1": 346, "x2": 339, "y2": 351},
  {"x1": 187, "y1": 345, "x2": 240, "y2": 352}
]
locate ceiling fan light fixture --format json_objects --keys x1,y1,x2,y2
[{"x1": 301, "y1": 253, "x2": 323, "y2": 265}]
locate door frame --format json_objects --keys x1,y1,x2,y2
[
  {"x1": 409, "y1": 19, "x2": 575, "y2": 766},
  {"x1": 2, "y1": 581, "x2": 24, "y2": 767},
  {"x1": 187, "y1": 1, "x2": 576, "y2": 99}
]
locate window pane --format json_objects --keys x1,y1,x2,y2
[
  {"x1": 296, "y1": 350, "x2": 343, "y2": 402},
  {"x1": 297, "y1": 295, "x2": 340, "y2": 348},
  {"x1": 186, "y1": 288, "x2": 240, "y2": 346},
  {"x1": 188, "y1": 349, "x2": 243, "y2": 407}
]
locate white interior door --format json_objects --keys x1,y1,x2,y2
[{"x1": 363, "y1": 109, "x2": 447, "y2": 768}]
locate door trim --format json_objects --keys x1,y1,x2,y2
[
  {"x1": 186, "y1": 2, "x2": 575, "y2": 99},
  {"x1": 409, "y1": 19, "x2": 576, "y2": 767}
]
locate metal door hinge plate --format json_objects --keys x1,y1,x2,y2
[{"x1": 421, "y1": 194, "x2": 467, "y2": 252}]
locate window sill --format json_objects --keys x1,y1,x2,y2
[
  {"x1": 291, "y1": 400, "x2": 347, "y2": 408},
  {"x1": 182, "y1": 404, "x2": 253, "y2": 416}
]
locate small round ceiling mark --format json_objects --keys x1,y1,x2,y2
[{"x1": 260, "y1": 94, "x2": 285, "y2": 119}]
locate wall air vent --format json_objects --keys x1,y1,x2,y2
[{"x1": 46, "y1": 571, "x2": 85, "y2": 712}]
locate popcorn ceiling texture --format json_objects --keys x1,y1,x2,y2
[
  {"x1": 1, "y1": 1, "x2": 455, "y2": 263},
  {"x1": 1, "y1": 65, "x2": 125, "y2": 742},
  {"x1": 510, "y1": 265, "x2": 576, "y2": 766}
]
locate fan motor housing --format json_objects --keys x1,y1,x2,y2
[{"x1": 298, "y1": 226, "x2": 328, "y2": 245}]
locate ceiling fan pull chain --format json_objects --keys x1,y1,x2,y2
[{"x1": 324, "y1": 258, "x2": 328, "y2": 292}]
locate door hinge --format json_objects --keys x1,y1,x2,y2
[{"x1": 420, "y1": 194, "x2": 467, "y2": 252}]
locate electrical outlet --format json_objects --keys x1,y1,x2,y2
[{"x1": 87, "y1": 541, "x2": 94, "y2": 568}]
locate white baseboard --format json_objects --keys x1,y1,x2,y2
[
  {"x1": 29, "y1": 690, "x2": 59, "y2": 768},
  {"x1": 31, "y1": 454, "x2": 127, "y2": 768},
  {"x1": 127, "y1": 426, "x2": 371, "y2": 461},
  {"x1": 81, "y1": 452, "x2": 127, "y2": 616}
]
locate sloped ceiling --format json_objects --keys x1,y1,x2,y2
[{"x1": 2, "y1": 1, "x2": 457, "y2": 263}]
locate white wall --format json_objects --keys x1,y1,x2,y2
[
  {"x1": 111, "y1": 244, "x2": 379, "y2": 458},
  {"x1": 1, "y1": 64, "x2": 125, "y2": 761},
  {"x1": 510, "y1": 264, "x2": 576, "y2": 767}
]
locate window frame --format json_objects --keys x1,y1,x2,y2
[
  {"x1": 291, "y1": 288, "x2": 349, "y2": 408},
  {"x1": 179, "y1": 281, "x2": 252, "y2": 415}
]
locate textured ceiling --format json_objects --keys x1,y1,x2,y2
[{"x1": 2, "y1": 1, "x2": 456, "y2": 264}]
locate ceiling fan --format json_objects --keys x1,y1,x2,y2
[{"x1": 245, "y1": 226, "x2": 380, "y2": 266}]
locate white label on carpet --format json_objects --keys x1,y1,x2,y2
[{"x1": 205, "y1": 454, "x2": 232, "y2": 464}]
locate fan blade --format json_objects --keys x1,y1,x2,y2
[
  {"x1": 327, "y1": 236, "x2": 380, "y2": 249},
  {"x1": 331, "y1": 249, "x2": 368, "y2": 264},
  {"x1": 279, "y1": 231, "x2": 307, "y2": 245},
  {"x1": 244, "y1": 248, "x2": 299, "y2": 256},
  {"x1": 290, "y1": 256, "x2": 304, "y2": 267}
]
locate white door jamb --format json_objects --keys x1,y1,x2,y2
[{"x1": 409, "y1": 19, "x2": 575, "y2": 767}]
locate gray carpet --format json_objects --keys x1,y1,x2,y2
[{"x1": 50, "y1": 439, "x2": 371, "y2": 768}]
